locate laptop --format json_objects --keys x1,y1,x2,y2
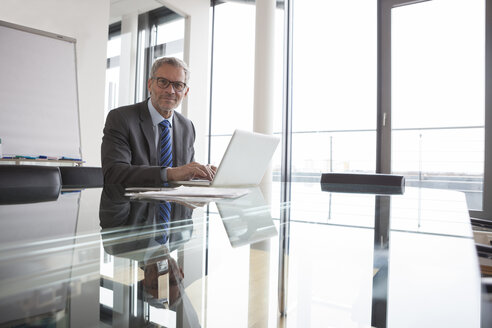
[
  {"x1": 216, "y1": 187, "x2": 278, "y2": 247},
  {"x1": 175, "y1": 129, "x2": 279, "y2": 187}
]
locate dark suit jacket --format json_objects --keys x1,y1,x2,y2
[{"x1": 101, "y1": 99, "x2": 195, "y2": 186}]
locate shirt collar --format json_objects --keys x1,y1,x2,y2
[{"x1": 147, "y1": 98, "x2": 173, "y2": 127}]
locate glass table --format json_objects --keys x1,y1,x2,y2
[{"x1": 0, "y1": 182, "x2": 481, "y2": 327}]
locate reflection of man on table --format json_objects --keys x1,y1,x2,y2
[
  {"x1": 102, "y1": 57, "x2": 215, "y2": 186},
  {"x1": 99, "y1": 185, "x2": 194, "y2": 263},
  {"x1": 99, "y1": 185, "x2": 200, "y2": 327}
]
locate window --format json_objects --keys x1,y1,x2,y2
[
  {"x1": 104, "y1": 23, "x2": 121, "y2": 117},
  {"x1": 391, "y1": 0, "x2": 485, "y2": 210},
  {"x1": 291, "y1": 0, "x2": 377, "y2": 181},
  {"x1": 136, "y1": 7, "x2": 185, "y2": 105},
  {"x1": 209, "y1": 1, "x2": 255, "y2": 165},
  {"x1": 109, "y1": 0, "x2": 492, "y2": 218},
  {"x1": 209, "y1": 0, "x2": 284, "y2": 175},
  {"x1": 378, "y1": 0, "x2": 491, "y2": 218}
]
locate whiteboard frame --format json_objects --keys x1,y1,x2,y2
[{"x1": 0, "y1": 20, "x2": 82, "y2": 160}]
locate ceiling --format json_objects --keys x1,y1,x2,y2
[
  {"x1": 109, "y1": 0, "x2": 285, "y2": 24},
  {"x1": 109, "y1": 0, "x2": 165, "y2": 24}
]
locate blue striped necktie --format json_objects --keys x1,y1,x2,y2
[
  {"x1": 156, "y1": 202, "x2": 171, "y2": 244},
  {"x1": 159, "y1": 120, "x2": 173, "y2": 168},
  {"x1": 158, "y1": 120, "x2": 172, "y2": 244}
]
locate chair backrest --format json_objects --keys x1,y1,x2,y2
[
  {"x1": 0, "y1": 165, "x2": 61, "y2": 204},
  {"x1": 59, "y1": 166, "x2": 103, "y2": 188},
  {"x1": 320, "y1": 172, "x2": 405, "y2": 194}
]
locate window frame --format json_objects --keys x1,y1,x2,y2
[
  {"x1": 471, "y1": 0, "x2": 492, "y2": 219},
  {"x1": 206, "y1": 0, "x2": 492, "y2": 218},
  {"x1": 135, "y1": 7, "x2": 185, "y2": 103},
  {"x1": 377, "y1": 0, "x2": 491, "y2": 219}
]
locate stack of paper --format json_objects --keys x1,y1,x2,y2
[{"x1": 125, "y1": 186, "x2": 250, "y2": 208}]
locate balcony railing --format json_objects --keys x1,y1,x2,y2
[{"x1": 209, "y1": 125, "x2": 484, "y2": 210}]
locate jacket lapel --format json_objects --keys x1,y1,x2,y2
[
  {"x1": 138, "y1": 101, "x2": 157, "y2": 165},
  {"x1": 172, "y1": 114, "x2": 185, "y2": 166}
]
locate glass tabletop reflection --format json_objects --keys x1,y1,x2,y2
[{"x1": 0, "y1": 182, "x2": 481, "y2": 328}]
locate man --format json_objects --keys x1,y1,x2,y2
[
  {"x1": 99, "y1": 185, "x2": 200, "y2": 327},
  {"x1": 101, "y1": 57, "x2": 215, "y2": 186}
]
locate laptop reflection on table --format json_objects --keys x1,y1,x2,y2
[
  {"x1": 216, "y1": 187, "x2": 277, "y2": 248},
  {"x1": 174, "y1": 129, "x2": 279, "y2": 187}
]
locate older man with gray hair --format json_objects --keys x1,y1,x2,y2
[{"x1": 101, "y1": 57, "x2": 215, "y2": 186}]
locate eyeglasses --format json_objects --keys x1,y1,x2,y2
[{"x1": 151, "y1": 77, "x2": 187, "y2": 92}]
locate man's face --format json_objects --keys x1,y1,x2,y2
[{"x1": 148, "y1": 63, "x2": 189, "y2": 119}]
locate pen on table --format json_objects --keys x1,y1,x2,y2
[
  {"x1": 60, "y1": 156, "x2": 83, "y2": 161},
  {"x1": 15, "y1": 155, "x2": 36, "y2": 159}
]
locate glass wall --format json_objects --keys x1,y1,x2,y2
[
  {"x1": 135, "y1": 7, "x2": 185, "y2": 105},
  {"x1": 208, "y1": 0, "x2": 489, "y2": 216},
  {"x1": 104, "y1": 24, "x2": 121, "y2": 117},
  {"x1": 291, "y1": 0, "x2": 377, "y2": 181},
  {"x1": 105, "y1": 9, "x2": 184, "y2": 117},
  {"x1": 106, "y1": 0, "x2": 491, "y2": 217},
  {"x1": 391, "y1": 0, "x2": 485, "y2": 210},
  {"x1": 209, "y1": 1, "x2": 284, "y2": 174}
]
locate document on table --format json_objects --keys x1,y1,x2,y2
[{"x1": 125, "y1": 186, "x2": 250, "y2": 203}]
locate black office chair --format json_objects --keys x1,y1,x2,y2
[
  {"x1": 59, "y1": 166, "x2": 103, "y2": 188},
  {"x1": 0, "y1": 165, "x2": 61, "y2": 204},
  {"x1": 471, "y1": 217, "x2": 492, "y2": 233},
  {"x1": 320, "y1": 172, "x2": 405, "y2": 194},
  {"x1": 470, "y1": 218, "x2": 492, "y2": 328},
  {"x1": 470, "y1": 218, "x2": 492, "y2": 275}
]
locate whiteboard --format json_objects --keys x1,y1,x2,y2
[{"x1": 0, "y1": 21, "x2": 81, "y2": 159}]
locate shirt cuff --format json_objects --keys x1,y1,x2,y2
[{"x1": 160, "y1": 167, "x2": 169, "y2": 182}]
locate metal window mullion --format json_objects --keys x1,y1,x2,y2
[
  {"x1": 208, "y1": 1, "x2": 217, "y2": 165},
  {"x1": 472, "y1": 0, "x2": 492, "y2": 220},
  {"x1": 377, "y1": 0, "x2": 393, "y2": 174},
  {"x1": 484, "y1": 0, "x2": 492, "y2": 219},
  {"x1": 281, "y1": 0, "x2": 293, "y2": 185},
  {"x1": 377, "y1": 0, "x2": 432, "y2": 175},
  {"x1": 278, "y1": 0, "x2": 293, "y2": 317}
]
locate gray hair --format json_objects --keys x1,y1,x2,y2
[{"x1": 150, "y1": 57, "x2": 190, "y2": 84}]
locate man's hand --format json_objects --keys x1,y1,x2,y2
[{"x1": 167, "y1": 162, "x2": 217, "y2": 182}]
